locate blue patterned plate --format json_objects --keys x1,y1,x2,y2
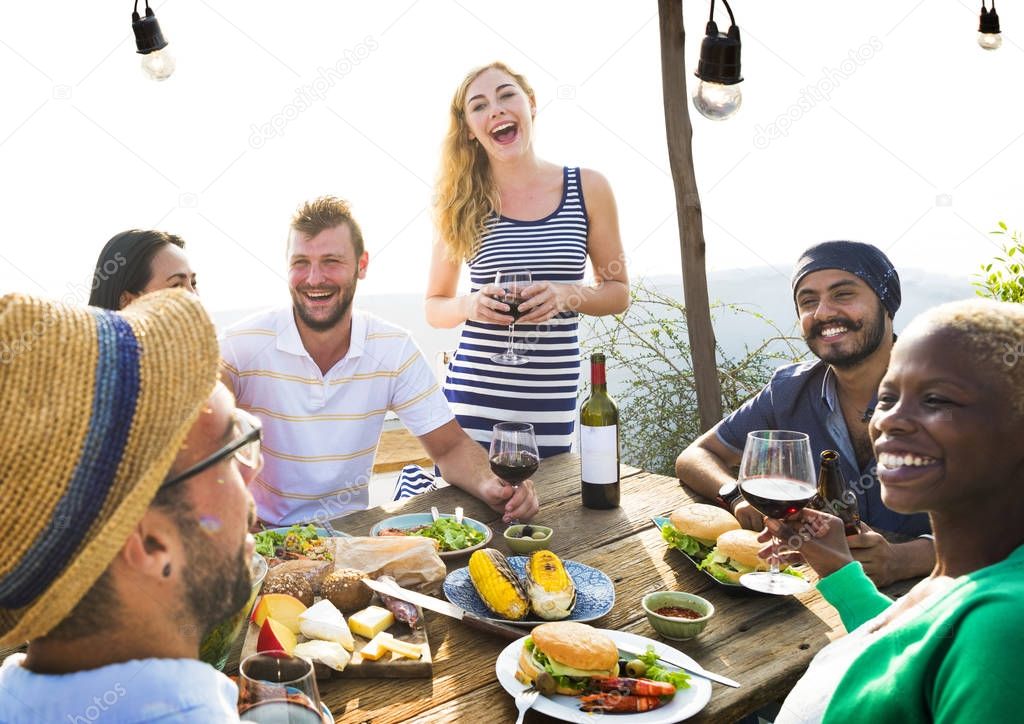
[{"x1": 443, "y1": 556, "x2": 614, "y2": 625}]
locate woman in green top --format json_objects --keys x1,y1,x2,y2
[{"x1": 766, "y1": 298, "x2": 1024, "y2": 724}]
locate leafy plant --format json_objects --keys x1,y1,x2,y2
[
  {"x1": 973, "y1": 221, "x2": 1024, "y2": 303},
  {"x1": 582, "y1": 281, "x2": 805, "y2": 476}
]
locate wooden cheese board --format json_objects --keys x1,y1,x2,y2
[{"x1": 240, "y1": 594, "x2": 432, "y2": 679}]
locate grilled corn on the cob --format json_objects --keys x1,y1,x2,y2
[
  {"x1": 468, "y1": 549, "x2": 530, "y2": 620},
  {"x1": 525, "y1": 550, "x2": 576, "y2": 620}
]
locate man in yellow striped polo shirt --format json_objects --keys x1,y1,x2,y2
[{"x1": 220, "y1": 196, "x2": 539, "y2": 526}]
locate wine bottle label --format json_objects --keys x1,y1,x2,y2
[{"x1": 580, "y1": 424, "x2": 618, "y2": 484}]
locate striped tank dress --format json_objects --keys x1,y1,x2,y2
[{"x1": 444, "y1": 166, "x2": 588, "y2": 459}]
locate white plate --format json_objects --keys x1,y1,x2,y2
[{"x1": 494, "y1": 629, "x2": 713, "y2": 723}]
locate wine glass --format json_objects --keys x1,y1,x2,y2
[
  {"x1": 488, "y1": 422, "x2": 540, "y2": 488},
  {"x1": 736, "y1": 430, "x2": 816, "y2": 595},
  {"x1": 490, "y1": 269, "x2": 531, "y2": 366},
  {"x1": 237, "y1": 651, "x2": 326, "y2": 723}
]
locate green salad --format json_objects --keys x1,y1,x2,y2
[
  {"x1": 411, "y1": 519, "x2": 486, "y2": 552},
  {"x1": 253, "y1": 524, "x2": 332, "y2": 560},
  {"x1": 638, "y1": 645, "x2": 691, "y2": 690}
]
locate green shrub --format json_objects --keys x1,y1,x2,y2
[
  {"x1": 582, "y1": 281, "x2": 805, "y2": 476},
  {"x1": 973, "y1": 221, "x2": 1024, "y2": 303}
]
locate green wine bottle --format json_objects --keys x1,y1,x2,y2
[{"x1": 580, "y1": 352, "x2": 620, "y2": 509}]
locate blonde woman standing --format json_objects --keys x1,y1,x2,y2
[{"x1": 426, "y1": 62, "x2": 629, "y2": 458}]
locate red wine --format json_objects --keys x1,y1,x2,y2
[
  {"x1": 493, "y1": 295, "x2": 523, "y2": 322},
  {"x1": 238, "y1": 700, "x2": 323, "y2": 724},
  {"x1": 489, "y1": 451, "x2": 539, "y2": 485},
  {"x1": 739, "y1": 477, "x2": 816, "y2": 519}
]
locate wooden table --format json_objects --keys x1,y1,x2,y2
[{"x1": 314, "y1": 453, "x2": 883, "y2": 723}]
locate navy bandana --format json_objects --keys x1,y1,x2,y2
[{"x1": 791, "y1": 241, "x2": 901, "y2": 318}]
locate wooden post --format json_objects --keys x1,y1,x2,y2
[{"x1": 658, "y1": 0, "x2": 723, "y2": 431}]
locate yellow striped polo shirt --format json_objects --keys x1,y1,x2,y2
[{"x1": 219, "y1": 307, "x2": 453, "y2": 525}]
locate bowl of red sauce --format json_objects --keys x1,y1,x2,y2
[{"x1": 641, "y1": 590, "x2": 714, "y2": 640}]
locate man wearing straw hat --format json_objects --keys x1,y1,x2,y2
[{"x1": 0, "y1": 290, "x2": 257, "y2": 722}]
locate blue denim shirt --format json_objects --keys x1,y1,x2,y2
[
  {"x1": 716, "y1": 359, "x2": 931, "y2": 537},
  {"x1": 0, "y1": 653, "x2": 241, "y2": 723}
]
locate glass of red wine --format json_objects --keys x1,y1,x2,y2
[
  {"x1": 237, "y1": 651, "x2": 327, "y2": 723},
  {"x1": 736, "y1": 430, "x2": 816, "y2": 595},
  {"x1": 490, "y1": 269, "x2": 531, "y2": 366},
  {"x1": 489, "y1": 422, "x2": 540, "y2": 488}
]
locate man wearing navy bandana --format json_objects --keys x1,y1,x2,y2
[{"x1": 676, "y1": 241, "x2": 934, "y2": 586}]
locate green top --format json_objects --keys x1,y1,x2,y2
[{"x1": 818, "y1": 544, "x2": 1024, "y2": 723}]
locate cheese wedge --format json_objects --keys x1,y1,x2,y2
[
  {"x1": 293, "y1": 640, "x2": 351, "y2": 672},
  {"x1": 348, "y1": 605, "x2": 394, "y2": 639},
  {"x1": 380, "y1": 637, "x2": 423, "y2": 660},
  {"x1": 299, "y1": 599, "x2": 355, "y2": 651},
  {"x1": 359, "y1": 631, "x2": 394, "y2": 661}
]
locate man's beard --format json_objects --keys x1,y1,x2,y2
[
  {"x1": 291, "y1": 279, "x2": 356, "y2": 332},
  {"x1": 181, "y1": 525, "x2": 252, "y2": 639},
  {"x1": 805, "y1": 303, "x2": 887, "y2": 369}
]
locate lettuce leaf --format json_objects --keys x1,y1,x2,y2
[
  {"x1": 660, "y1": 523, "x2": 711, "y2": 557},
  {"x1": 638, "y1": 645, "x2": 691, "y2": 690}
]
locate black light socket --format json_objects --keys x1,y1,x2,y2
[
  {"x1": 133, "y1": 6, "x2": 168, "y2": 55},
  {"x1": 695, "y1": 21, "x2": 743, "y2": 85},
  {"x1": 979, "y1": 7, "x2": 1001, "y2": 34}
]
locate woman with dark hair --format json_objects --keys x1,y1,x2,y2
[{"x1": 88, "y1": 230, "x2": 196, "y2": 310}]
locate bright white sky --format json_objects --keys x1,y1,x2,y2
[{"x1": 1, "y1": 0, "x2": 1021, "y2": 314}]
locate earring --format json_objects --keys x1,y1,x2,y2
[{"x1": 162, "y1": 563, "x2": 172, "y2": 578}]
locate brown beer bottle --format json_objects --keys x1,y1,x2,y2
[{"x1": 814, "y1": 450, "x2": 861, "y2": 536}]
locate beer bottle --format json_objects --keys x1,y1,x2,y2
[{"x1": 814, "y1": 450, "x2": 861, "y2": 535}]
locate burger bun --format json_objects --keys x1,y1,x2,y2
[
  {"x1": 670, "y1": 503, "x2": 740, "y2": 544},
  {"x1": 716, "y1": 529, "x2": 768, "y2": 572}
]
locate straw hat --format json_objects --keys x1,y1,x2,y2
[{"x1": 0, "y1": 290, "x2": 219, "y2": 646}]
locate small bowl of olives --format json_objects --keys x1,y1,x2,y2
[{"x1": 503, "y1": 523, "x2": 553, "y2": 554}]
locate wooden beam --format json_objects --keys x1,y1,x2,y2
[{"x1": 658, "y1": 0, "x2": 724, "y2": 431}]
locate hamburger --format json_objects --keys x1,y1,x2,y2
[
  {"x1": 698, "y1": 528, "x2": 769, "y2": 584},
  {"x1": 516, "y1": 621, "x2": 619, "y2": 695},
  {"x1": 661, "y1": 503, "x2": 741, "y2": 558}
]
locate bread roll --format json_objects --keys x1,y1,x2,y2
[{"x1": 669, "y1": 503, "x2": 741, "y2": 543}]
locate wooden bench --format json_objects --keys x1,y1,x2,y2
[{"x1": 372, "y1": 427, "x2": 432, "y2": 474}]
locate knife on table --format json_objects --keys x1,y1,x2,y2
[
  {"x1": 617, "y1": 646, "x2": 741, "y2": 688},
  {"x1": 362, "y1": 578, "x2": 527, "y2": 641}
]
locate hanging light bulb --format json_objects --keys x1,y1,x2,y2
[
  {"x1": 693, "y1": 0, "x2": 742, "y2": 121},
  {"x1": 978, "y1": 2, "x2": 1002, "y2": 51},
  {"x1": 132, "y1": 1, "x2": 175, "y2": 81}
]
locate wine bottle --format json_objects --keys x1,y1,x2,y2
[
  {"x1": 812, "y1": 449, "x2": 861, "y2": 535},
  {"x1": 580, "y1": 352, "x2": 620, "y2": 509}
]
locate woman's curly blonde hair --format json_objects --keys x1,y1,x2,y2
[
  {"x1": 433, "y1": 61, "x2": 536, "y2": 263},
  {"x1": 906, "y1": 298, "x2": 1024, "y2": 418}
]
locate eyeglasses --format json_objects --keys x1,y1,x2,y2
[{"x1": 162, "y1": 408, "x2": 262, "y2": 489}]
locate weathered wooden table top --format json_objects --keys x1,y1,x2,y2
[
  {"x1": 312, "y1": 453, "x2": 883, "y2": 723},
  {"x1": 0, "y1": 454, "x2": 909, "y2": 722}
]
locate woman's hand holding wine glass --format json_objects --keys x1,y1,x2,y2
[
  {"x1": 468, "y1": 283, "x2": 516, "y2": 325},
  {"x1": 736, "y1": 430, "x2": 817, "y2": 595},
  {"x1": 490, "y1": 270, "x2": 531, "y2": 366},
  {"x1": 757, "y1": 508, "x2": 856, "y2": 580}
]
